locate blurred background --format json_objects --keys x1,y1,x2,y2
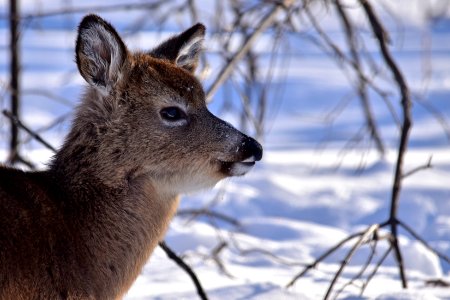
[{"x1": 0, "y1": 0, "x2": 449, "y2": 299}]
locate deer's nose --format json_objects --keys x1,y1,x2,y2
[{"x1": 241, "y1": 136, "x2": 263, "y2": 162}]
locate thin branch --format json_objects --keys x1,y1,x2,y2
[
  {"x1": 187, "y1": 0, "x2": 199, "y2": 23},
  {"x1": 209, "y1": 242, "x2": 233, "y2": 277},
  {"x1": 425, "y1": 279, "x2": 450, "y2": 287},
  {"x1": 22, "y1": 88, "x2": 74, "y2": 107},
  {"x1": 398, "y1": 219, "x2": 450, "y2": 264},
  {"x1": 360, "y1": 244, "x2": 393, "y2": 295},
  {"x1": 2, "y1": 110, "x2": 57, "y2": 152},
  {"x1": 8, "y1": 0, "x2": 20, "y2": 165},
  {"x1": 360, "y1": 0, "x2": 412, "y2": 288},
  {"x1": 22, "y1": 113, "x2": 71, "y2": 145},
  {"x1": 205, "y1": 0, "x2": 293, "y2": 101},
  {"x1": 302, "y1": 3, "x2": 400, "y2": 128},
  {"x1": 334, "y1": 0, "x2": 385, "y2": 156},
  {"x1": 232, "y1": 242, "x2": 308, "y2": 268},
  {"x1": 286, "y1": 229, "x2": 369, "y2": 288},
  {"x1": 324, "y1": 224, "x2": 379, "y2": 300},
  {"x1": 1, "y1": 1, "x2": 167, "y2": 20},
  {"x1": 333, "y1": 236, "x2": 379, "y2": 299},
  {"x1": 202, "y1": 241, "x2": 235, "y2": 278},
  {"x1": 177, "y1": 208, "x2": 240, "y2": 227},
  {"x1": 413, "y1": 93, "x2": 450, "y2": 140},
  {"x1": 8, "y1": 152, "x2": 35, "y2": 169},
  {"x1": 402, "y1": 156, "x2": 432, "y2": 178},
  {"x1": 303, "y1": 4, "x2": 346, "y2": 62},
  {"x1": 159, "y1": 241, "x2": 209, "y2": 300}
]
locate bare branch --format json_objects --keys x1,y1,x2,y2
[
  {"x1": 7, "y1": 152, "x2": 35, "y2": 169},
  {"x1": 360, "y1": 245, "x2": 392, "y2": 295},
  {"x1": 425, "y1": 279, "x2": 450, "y2": 287},
  {"x1": 21, "y1": 113, "x2": 71, "y2": 145},
  {"x1": 159, "y1": 241, "x2": 209, "y2": 300},
  {"x1": 286, "y1": 228, "x2": 372, "y2": 288},
  {"x1": 333, "y1": 236, "x2": 379, "y2": 299},
  {"x1": 177, "y1": 208, "x2": 240, "y2": 227},
  {"x1": 324, "y1": 224, "x2": 379, "y2": 300},
  {"x1": 334, "y1": 0, "x2": 385, "y2": 156},
  {"x1": 402, "y1": 156, "x2": 433, "y2": 178},
  {"x1": 22, "y1": 89, "x2": 74, "y2": 107},
  {"x1": 230, "y1": 237, "x2": 307, "y2": 268},
  {"x1": 413, "y1": 94, "x2": 450, "y2": 140},
  {"x1": 1, "y1": 1, "x2": 168, "y2": 20},
  {"x1": 8, "y1": 0, "x2": 20, "y2": 166},
  {"x1": 302, "y1": 2, "x2": 400, "y2": 128},
  {"x1": 205, "y1": 0, "x2": 293, "y2": 101},
  {"x1": 360, "y1": 0, "x2": 412, "y2": 288},
  {"x1": 209, "y1": 242, "x2": 234, "y2": 278},
  {"x1": 2, "y1": 110, "x2": 57, "y2": 152},
  {"x1": 398, "y1": 220, "x2": 450, "y2": 264}
]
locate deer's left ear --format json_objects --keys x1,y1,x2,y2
[
  {"x1": 76, "y1": 14, "x2": 128, "y2": 92},
  {"x1": 150, "y1": 23, "x2": 205, "y2": 73}
]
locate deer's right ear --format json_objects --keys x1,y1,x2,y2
[
  {"x1": 76, "y1": 14, "x2": 128, "y2": 92},
  {"x1": 150, "y1": 23, "x2": 205, "y2": 73}
]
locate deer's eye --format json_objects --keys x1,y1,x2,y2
[
  {"x1": 160, "y1": 107, "x2": 185, "y2": 121},
  {"x1": 159, "y1": 107, "x2": 188, "y2": 126}
]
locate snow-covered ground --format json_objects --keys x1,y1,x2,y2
[{"x1": 0, "y1": 1, "x2": 449, "y2": 299}]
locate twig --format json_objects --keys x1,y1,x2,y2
[
  {"x1": 22, "y1": 113, "x2": 71, "y2": 145},
  {"x1": 177, "y1": 208, "x2": 240, "y2": 227},
  {"x1": 8, "y1": 0, "x2": 20, "y2": 165},
  {"x1": 159, "y1": 241, "x2": 209, "y2": 300},
  {"x1": 334, "y1": 0, "x2": 385, "y2": 156},
  {"x1": 209, "y1": 241, "x2": 234, "y2": 278},
  {"x1": 303, "y1": 4, "x2": 346, "y2": 62},
  {"x1": 360, "y1": 244, "x2": 392, "y2": 295},
  {"x1": 302, "y1": 2, "x2": 400, "y2": 128},
  {"x1": 187, "y1": 0, "x2": 199, "y2": 23},
  {"x1": 1, "y1": 1, "x2": 167, "y2": 20},
  {"x1": 324, "y1": 224, "x2": 379, "y2": 300},
  {"x1": 402, "y1": 156, "x2": 432, "y2": 178},
  {"x1": 205, "y1": 0, "x2": 293, "y2": 101},
  {"x1": 2, "y1": 110, "x2": 57, "y2": 152},
  {"x1": 287, "y1": 1, "x2": 441, "y2": 296},
  {"x1": 7, "y1": 152, "x2": 35, "y2": 169},
  {"x1": 333, "y1": 235, "x2": 379, "y2": 299},
  {"x1": 286, "y1": 229, "x2": 369, "y2": 288},
  {"x1": 22, "y1": 89, "x2": 74, "y2": 107},
  {"x1": 360, "y1": 0, "x2": 412, "y2": 288},
  {"x1": 233, "y1": 243, "x2": 307, "y2": 268},
  {"x1": 413, "y1": 93, "x2": 450, "y2": 140},
  {"x1": 398, "y1": 219, "x2": 450, "y2": 264},
  {"x1": 425, "y1": 279, "x2": 450, "y2": 287}
]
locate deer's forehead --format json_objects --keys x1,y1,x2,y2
[{"x1": 130, "y1": 55, "x2": 205, "y2": 108}]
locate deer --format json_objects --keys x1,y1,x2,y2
[{"x1": 0, "y1": 14, "x2": 262, "y2": 300}]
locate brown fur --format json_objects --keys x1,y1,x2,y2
[{"x1": 0, "y1": 15, "x2": 262, "y2": 300}]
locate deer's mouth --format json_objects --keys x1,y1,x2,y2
[
  {"x1": 216, "y1": 136, "x2": 263, "y2": 177},
  {"x1": 218, "y1": 156, "x2": 257, "y2": 177}
]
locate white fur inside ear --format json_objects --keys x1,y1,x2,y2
[
  {"x1": 80, "y1": 23, "x2": 124, "y2": 91},
  {"x1": 175, "y1": 35, "x2": 204, "y2": 70}
]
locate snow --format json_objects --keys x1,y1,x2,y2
[{"x1": 0, "y1": 1, "x2": 450, "y2": 299}]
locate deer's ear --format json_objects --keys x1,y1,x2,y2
[
  {"x1": 76, "y1": 14, "x2": 128, "y2": 92},
  {"x1": 150, "y1": 23, "x2": 205, "y2": 73}
]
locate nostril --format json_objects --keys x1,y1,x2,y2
[
  {"x1": 253, "y1": 140, "x2": 263, "y2": 161},
  {"x1": 244, "y1": 137, "x2": 263, "y2": 161}
]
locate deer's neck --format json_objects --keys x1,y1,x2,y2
[
  {"x1": 50, "y1": 134, "x2": 180, "y2": 299},
  {"x1": 83, "y1": 177, "x2": 180, "y2": 299}
]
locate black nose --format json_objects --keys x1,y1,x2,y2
[{"x1": 242, "y1": 136, "x2": 263, "y2": 161}]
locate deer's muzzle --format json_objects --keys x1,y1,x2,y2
[{"x1": 219, "y1": 135, "x2": 263, "y2": 177}]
